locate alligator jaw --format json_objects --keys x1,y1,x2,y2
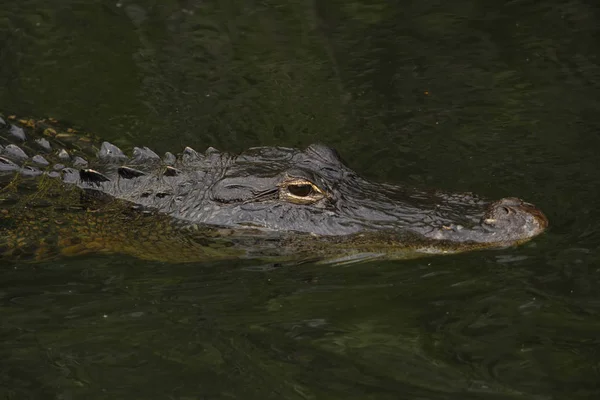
[{"x1": 424, "y1": 197, "x2": 548, "y2": 247}]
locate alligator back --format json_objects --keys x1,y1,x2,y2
[{"x1": 0, "y1": 115, "x2": 247, "y2": 263}]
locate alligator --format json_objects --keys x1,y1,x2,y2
[{"x1": 0, "y1": 114, "x2": 548, "y2": 264}]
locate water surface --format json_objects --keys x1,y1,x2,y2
[{"x1": 1, "y1": 1, "x2": 599, "y2": 399}]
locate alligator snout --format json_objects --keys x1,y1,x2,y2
[{"x1": 480, "y1": 197, "x2": 548, "y2": 241}]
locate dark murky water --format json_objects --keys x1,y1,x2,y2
[{"x1": 1, "y1": 1, "x2": 599, "y2": 399}]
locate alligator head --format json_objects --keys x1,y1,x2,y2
[{"x1": 159, "y1": 143, "x2": 548, "y2": 260}]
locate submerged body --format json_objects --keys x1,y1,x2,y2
[{"x1": 0, "y1": 115, "x2": 548, "y2": 264}]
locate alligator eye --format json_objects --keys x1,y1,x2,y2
[
  {"x1": 288, "y1": 184, "x2": 313, "y2": 197},
  {"x1": 279, "y1": 178, "x2": 326, "y2": 205}
]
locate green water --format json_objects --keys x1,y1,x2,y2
[{"x1": 1, "y1": 1, "x2": 599, "y2": 399}]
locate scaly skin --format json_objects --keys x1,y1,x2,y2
[
  {"x1": 0, "y1": 114, "x2": 548, "y2": 264},
  {"x1": 1, "y1": 168, "x2": 246, "y2": 262}
]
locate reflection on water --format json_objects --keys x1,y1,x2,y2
[{"x1": 1, "y1": 0, "x2": 600, "y2": 399}]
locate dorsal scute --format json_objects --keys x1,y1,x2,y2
[
  {"x1": 58, "y1": 149, "x2": 70, "y2": 161},
  {"x1": 182, "y1": 146, "x2": 204, "y2": 164},
  {"x1": 205, "y1": 146, "x2": 220, "y2": 155},
  {"x1": 98, "y1": 142, "x2": 128, "y2": 163},
  {"x1": 9, "y1": 125, "x2": 26, "y2": 141},
  {"x1": 163, "y1": 152, "x2": 176, "y2": 165},
  {"x1": 132, "y1": 146, "x2": 160, "y2": 164},
  {"x1": 80, "y1": 168, "x2": 110, "y2": 183},
  {"x1": 118, "y1": 166, "x2": 146, "y2": 179},
  {"x1": 32, "y1": 155, "x2": 50, "y2": 166},
  {"x1": 0, "y1": 156, "x2": 19, "y2": 172},
  {"x1": 20, "y1": 165, "x2": 42, "y2": 176},
  {"x1": 1, "y1": 144, "x2": 29, "y2": 162},
  {"x1": 164, "y1": 166, "x2": 181, "y2": 176},
  {"x1": 61, "y1": 167, "x2": 81, "y2": 183},
  {"x1": 35, "y1": 138, "x2": 52, "y2": 152},
  {"x1": 73, "y1": 156, "x2": 88, "y2": 167}
]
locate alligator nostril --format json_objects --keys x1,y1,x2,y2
[{"x1": 482, "y1": 198, "x2": 548, "y2": 236}]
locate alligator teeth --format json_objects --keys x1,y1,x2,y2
[
  {"x1": 80, "y1": 168, "x2": 110, "y2": 183},
  {"x1": 442, "y1": 223, "x2": 463, "y2": 232},
  {"x1": 98, "y1": 141, "x2": 128, "y2": 163},
  {"x1": 118, "y1": 166, "x2": 146, "y2": 179}
]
